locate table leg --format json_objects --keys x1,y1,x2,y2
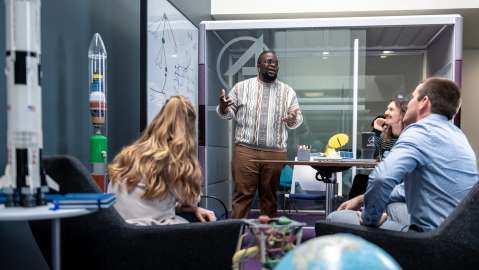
[
  {"x1": 52, "y1": 218, "x2": 61, "y2": 270},
  {"x1": 325, "y1": 183, "x2": 335, "y2": 216}
]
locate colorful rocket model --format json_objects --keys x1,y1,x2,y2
[
  {"x1": 1, "y1": 0, "x2": 57, "y2": 206},
  {"x1": 88, "y1": 33, "x2": 108, "y2": 191}
]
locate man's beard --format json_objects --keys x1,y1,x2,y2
[{"x1": 262, "y1": 71, "x2": 277, "y2": 82}]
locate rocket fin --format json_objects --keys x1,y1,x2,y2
[
  {"x1": 45, "y1": 174, "x2": 59, "y2": 191},
  {"x1": 0, "y1": 165, "x2": 11, "y2": 188}
]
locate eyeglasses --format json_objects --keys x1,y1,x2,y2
[{"x1": 262, "y1": 59, "x2": 278, "y2": 65}]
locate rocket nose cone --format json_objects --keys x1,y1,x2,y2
[{"x1": 88, "y1": 33, "x2": 107, "y2": 58}]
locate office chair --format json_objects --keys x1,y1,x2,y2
[
  {"x1": 0, "y1": 221, "x2": 50, "y2": 270},
  {"x1": 29, "y1": 155, "x2": 243, "y2": 270},
  {"x1": 285, "y1": 165, "x2": 326, "y2": 212},
  {"x1": 277, "y1": 165, "x2": 293, "y2": 211},
  {"x1": 200, "y1": 195, "x2": 229, "y2": 220}
]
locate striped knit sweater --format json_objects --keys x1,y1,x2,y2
[
  {"x1": 217, "y1": 77, "x2": 303, "y2": 150},
  {"x1": 374, "y1": 130, "x2": 398, "y2": 160}
]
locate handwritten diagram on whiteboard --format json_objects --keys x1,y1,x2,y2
[{"x1": 147, "y1": 0, "x2": 198, "y2": 123}]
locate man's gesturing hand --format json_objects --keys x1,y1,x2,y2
[
  {"x1": 282, "y1": 108, "x2": 299, "y2": 127},
  {"x1": 219, "y1": 89, "x2": 233, "y2": 114}
]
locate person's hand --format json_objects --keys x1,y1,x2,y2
[
  {"x1": 219, "y1": 89, "x2": 233, "y2": 114},
  {"x1": 377, "y1": 213, "x2": 388, "y2": 226},
  {"x1": 337, "y1": 195, "x2": 364, "y2": 211},
  {"x1": 282, "y1": 108, "x2": 299, "y2": 127},
  {"x1": 194, "y1": 207, "x2": 217, "y2": 222},
  {"x1": 357, "y1": 211, "x2": 365, "y2": 225},
  {"x1": 358, "y1": 211, "x2": 388, "y2": 227},
  {"x1": 373, "y1": 117, "x2": 387, "y2": 131}
]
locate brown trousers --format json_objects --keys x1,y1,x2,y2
[{"x1": 231, "y1": 144, "x2": 287, "y2": 218}]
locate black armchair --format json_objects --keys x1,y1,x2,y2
[
  {"x1": 315, "y1": 182, "x2": 479, "y2": 270},
  {"x1": 30, "y1": 155, "x2": 243, "y2": 270},
  {"x1": 0, "y1": 221, "x2": 49, "y2": 270}
]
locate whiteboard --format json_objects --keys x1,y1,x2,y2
[{"x1": 146, "y1": 0, "x2": 198, "y2": 123}]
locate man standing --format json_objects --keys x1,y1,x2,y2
[
  {"x1": 217, "y1": 51, "x2": 303, "y2": 218},
  {"x1": 361, "y1": 77, "x2": 478, "y2": 232}
]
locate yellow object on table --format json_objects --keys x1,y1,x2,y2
[{"x1": 324, "y1": 133, "x2": 349, "y2": 158}]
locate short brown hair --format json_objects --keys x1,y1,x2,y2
[{"x1": 417, "y1": 77, "x2": 461, "y2": 120}]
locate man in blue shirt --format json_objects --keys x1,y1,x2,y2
[{"x1": 362, "y1": 77, "x2": 478, "y2": 232}]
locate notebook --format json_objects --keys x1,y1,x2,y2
[{"x1": 47, "y1": 193, "x2": 116, "y2": 210}]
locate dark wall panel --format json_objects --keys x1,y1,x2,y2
[{"x1": 0, "y1": 0, "x2": 140, "y2": 170}]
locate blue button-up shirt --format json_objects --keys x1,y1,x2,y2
[
  {"x1": 388, "y1": 182, "x2": 405, "y2": 203},
  {"x1": 362, "y1": 114, "x2": 478, "y2": 231}
]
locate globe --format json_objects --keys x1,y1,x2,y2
[{"x1": 274, "y1": 234, "x2": 401, "y2": 270}]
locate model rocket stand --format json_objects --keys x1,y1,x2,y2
[{"x1": 88, "y1": 33, "x2": 108, "y2": 191}]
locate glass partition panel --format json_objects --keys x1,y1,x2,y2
[
  {"x1": 207, "y1": 27, "x2": 366, "y2": 196},
  {"x1": 360, "y1": 51, "x2": 424, "y2": 133},
  {"x1": 202, "y1": 17, "x2": 456, "y2": 203}
]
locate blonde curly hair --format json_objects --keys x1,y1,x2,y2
[{"x1": 108, "y1": 96, "x2": 202, "y2": 205}]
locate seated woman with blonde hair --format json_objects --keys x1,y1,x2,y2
[{"x1": 108, "y1": 96, "x2": 216, "y2": 225}]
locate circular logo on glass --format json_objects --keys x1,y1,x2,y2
[{"x1": 216, "y1": 35, "x2": 269, "y2": 90}]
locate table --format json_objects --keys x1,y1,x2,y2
[
  {"x1": 0, "y1": 205, "x2": 96, "y2": 270},
  {"x1": 251, "y1": 159, "x2": 378, "y2": 216}
]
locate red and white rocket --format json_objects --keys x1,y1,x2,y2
[
  {"x1": 1, "y1": 0, "x2": 57, "y2": 207},
  {"x1": 88, "y1": 33, "x2": 108, "y2": 191}
]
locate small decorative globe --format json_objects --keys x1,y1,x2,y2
[{"x1": 275, "y1": 234, "x2": 401, "y2": 270}]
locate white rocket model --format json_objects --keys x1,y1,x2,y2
[{"x1": 1, "y1": 0, "x2": 57, "y2": 207}]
